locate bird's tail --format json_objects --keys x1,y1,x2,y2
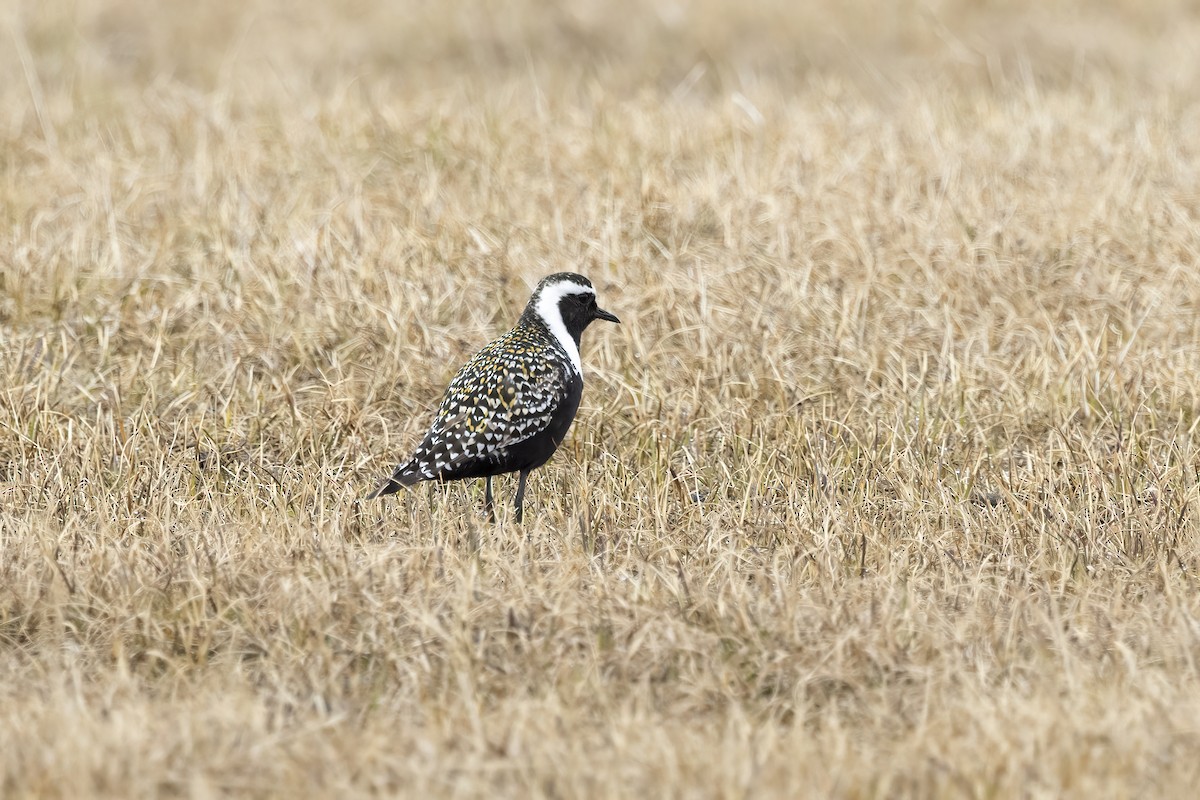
[{"x1": 364, "y1": 464, "x2": 422, "y2": 500}]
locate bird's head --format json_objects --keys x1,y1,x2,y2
[{"x1": 526, "y1": 272, "x2": 620, "y2": 346}]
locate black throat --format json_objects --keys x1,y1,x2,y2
[{"x1": 557, "y1": 296, "x2": 594, "y2": 346}]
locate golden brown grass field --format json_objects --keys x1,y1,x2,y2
[{"x1": 4, "y1": 0, "x2": 1200, "y2": 796}]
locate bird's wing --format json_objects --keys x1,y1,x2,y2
[
  {"x1": 399, "y1": 340, "x2": 571, "y2": 481},
  {"x1": 440, "y1": 355, "x2": 567, "y2": 448}
]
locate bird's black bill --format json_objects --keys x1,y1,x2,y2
[{"x1": 594, "y1": 308, "x2": 620, "y2": 324}]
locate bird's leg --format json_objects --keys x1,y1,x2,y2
[
  {"x1": 484, "y1": 476, "x2": 495, "y2": 523},
  {"x1": 514, "y1": 470, "x2": 529, "y2": 524}
]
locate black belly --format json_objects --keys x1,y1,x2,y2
[{"x1": 447, "y1": 375, "x2": 583, "y2": 480}]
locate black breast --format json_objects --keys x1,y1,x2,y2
[{"x1": 499, "y1": 371, "x2": 583, "y2": 473}]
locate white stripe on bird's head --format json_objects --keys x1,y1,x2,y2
[{"x1": 532, "y1": 278, "x2": 595, "y2": 375}]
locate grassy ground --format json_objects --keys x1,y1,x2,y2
[{"x1": 4, "y1": 0, "x2": 1200, "y2": 796}]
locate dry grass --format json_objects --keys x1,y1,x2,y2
[{"x1": 4, "y1": 0, "x2": 1200, "y2": 796}]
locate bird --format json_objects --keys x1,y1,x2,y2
[{"x1": 366, "y1": 272, "x2": 619, "y2": 522}]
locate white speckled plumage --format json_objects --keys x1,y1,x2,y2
[{"x1": 402, "y1": 321, "x2": 573, "y2": 481}]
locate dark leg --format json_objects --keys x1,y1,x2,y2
[
  {"x1": 484, "y1": 476, "x2": 495, "y2": 523},
  {"x1": 514, "y1": 470, "x2": 529, "y2": 524}
]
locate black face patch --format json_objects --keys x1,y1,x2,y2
[{"x1": 557, "y1": 291, "x2": 599, "y2": 340}]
